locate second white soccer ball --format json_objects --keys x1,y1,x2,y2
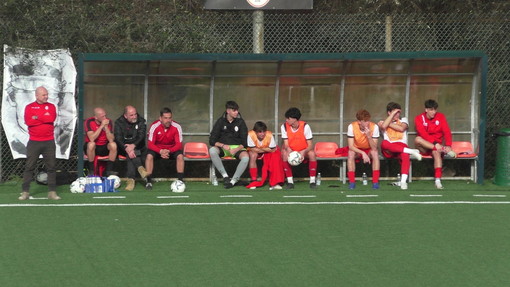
[
  {"x1": 70, "y1": 177, "x2": 86, "y2": 193},
  {"x1": 107, "y1": 175, "x2": 121, "y2": 189},
  {"x1": 170, "y1": 180, "x2": 186, "y2": 193},
  {"x1": 287, "y1": 151, "x2": 303, "y2": 166}
]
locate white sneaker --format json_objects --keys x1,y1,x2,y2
[
  {"x1": 444, "y1": 151, "x2": 457, "y2": 159},
  {"x1": 410, "y1": 151, "x2": 422, "y2": 161},
  {"x1": 400, "y1": 182, "x2": 408, "y2": 190},
  {"x1": 249, "y1": 186, "x2": 257, "y2": 190},
  {"x1": 271, "y1": 185, "x2": 282, "y2": 190},
  {"x1": 435, "y1": 181, "x2": 444, "y2": 189}
]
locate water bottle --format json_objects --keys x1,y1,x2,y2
[
  {"x1": 95, "y1": 176, "x2": 103, "y2": 193},
  {"x1": 362, "y1": 173, "x2": 368, "y2": 185},
  {"x1": 397, "y1": 173, "x2": 401, "y2": 186},
  {"x1": 212, "y1": 175, "x2": 218, "y2": 186},
  {"x1": 316, "y1": 173, "x2": 321, "y2": 186}
]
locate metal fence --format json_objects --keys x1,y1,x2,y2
[{"x1": 0, "y1": 9, "x2": 508, "y2": 181}]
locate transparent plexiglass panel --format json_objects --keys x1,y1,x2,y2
[
  {"x1": 213, "y1": 76, "x2": 276, "y2": 132},
  {"x1": 83, "y1": 75, "x2": 145, "y2": 121},
  {"x1": 278, "y1": 76, "x2": 342, "y2": 137},
  {"x1": 409, "y1": 75, "x2": 473, "y2": 132},
  {"x1": 149, "y1": 61, "x2": 212, "y2": 76},
  {"x1": 215, "y1": 61, "x2": 278, "y2": 76},
  {"x1": 85, "y1": 61, "x2": 148, "y2": 75},
  {"x1": 343, "y1": 76, "x2": 407, "y2": 129},
  {"x1": 147, "y1": 76, "x2": 211, "y2": 134}
]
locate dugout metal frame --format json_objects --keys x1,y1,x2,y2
[{"x1": 78, "y1": 51, "x2": 487, "y2": 183}]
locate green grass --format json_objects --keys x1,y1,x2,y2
[{"x1": 1, "y1": 180, "x2": 509, "y2": 286}]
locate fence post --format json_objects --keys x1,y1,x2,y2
[
  {"x1": 385, "y1": 15, "x2": 392, "y2": 52},
  {"x1": 253, "y1": 10, "x2": 264, "y2": 53}
]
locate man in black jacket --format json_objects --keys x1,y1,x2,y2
[
  {"x1": 114, "y1": 105, "x2": 148, "y2": 190},
  {"x1": 209, "y1": 101, "x2": 249, "y2": 189}
]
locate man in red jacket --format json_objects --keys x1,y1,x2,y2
[
  {"x1": 145, "y1": 107, "x2": 184, "y2": 190},
  {"x1": 414, "y1": 99, "x2": 455, "y2": 189},
  {"x1": 19, "y1": 86, "x2": 60, "y2": 200}
]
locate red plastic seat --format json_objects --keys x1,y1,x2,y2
[
  {"x1": 183, "y1": 142, "x2": 210, "y2": 159},
  {"x1": 314, "y1": 142, "x2": 343, "y2": 158},
  {"x1": 452, "y1": 141, "x2": 477, "y2": 158}
]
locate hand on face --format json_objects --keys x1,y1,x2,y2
[
  {"x1": 390, "y1": 109, "x2": 401, "y2": 121},
  {"x1": 101, "y1": 118, "x2": 110, "y2": 127},
  {"x1": 359, "y1": 121, "x2": 370, "y2": 135}
]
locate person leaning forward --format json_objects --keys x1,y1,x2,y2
[
  {"x1": 84, "y1": 107, "x2": 118, "y2": 176},
  {"x1": 280, "y1": 107, "x2": 318, "y2": 190},
  {"x1": 347, "y1": 109, "x2": 380, "y2": 190},
  {"x1": 114, "y1": 105, "x2": 148, "y2": 191},
  {"x1": 209, "y1": 100, "x2": 249, "y2": 189},
  {"x1": 145, "y1": 107, "x2": 185, "y2": 190}
]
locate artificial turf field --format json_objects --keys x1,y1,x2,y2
[{"x1": 1, "y1": 179, "x2": 510, "y2": 286}]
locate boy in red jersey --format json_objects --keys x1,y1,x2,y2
[
  {"x1": 347, "y1": 109, "x2": 380, "y2": 190},
  {"x1": 280, "y1": 107, "x2": 317, "y2": 189},
  {"x1": 414, "y1": 99, "x2": 454, "y2": 189},
  {"x1": 84, "y1": 107, "x2": 118, "y2": 176},
  {"x1": 145, "y1": 107, "x2": 184, "y2": 190},
  {"x1": 19, "y1": 86, "x2": 60, "y2": 200},
  {"x1": 378, "y1": 102, "x2": 422, "y2": 190},
  {"x1": 246, "y1": 121, "x2": 284, "y2": 190}
]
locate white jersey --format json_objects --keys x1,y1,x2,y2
[
  {"x1": 247, "y1": 133, "x2": 277, "y2": 148},
  {"x1": 280, "y1": 123, "x2": 313, "y2": 140}
]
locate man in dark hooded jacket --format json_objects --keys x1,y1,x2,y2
[
  {"x1": 209, "y1": 101, "x2": 249, "y2": 189},
  {"x1": 114, "y1": 105, "x2": 148, "y2": 190}
]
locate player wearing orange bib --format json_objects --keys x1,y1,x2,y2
[
  {"x1": 246, "y1": 121, "x2": 284, "y2": 190},
  {"x1": 281, "y1": 107, "x2": 317, "y2": 189},
  {"x1": 347, "y1": 109, "x2": 380, "y2": 189},
  {"x1": 377, "y1": 102, "x2": 422, "y2": 190}
]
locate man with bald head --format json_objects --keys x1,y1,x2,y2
[
  {"x1": 84, "y1": 107, "x2": 117, "y2": 176},
  {"x1": 19, "y1": 86, "x2": 60, "y2": 200},
  {"x1": 114, "y1": 105, "x2": 148, "y2": 191}
]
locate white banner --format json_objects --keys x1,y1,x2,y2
[{"x1": 2, "y1": 45, "x2": 77, "y2": 159}]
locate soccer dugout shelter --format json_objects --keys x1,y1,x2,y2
[{"x1": 77, "y1": 51, "x2": 487, "y2": 184}]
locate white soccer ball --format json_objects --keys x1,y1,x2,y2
[
  {"x1": 170, "y1": 180, "x2": 186, "y2": 193},
  {"x1": 287, "y1": 151, "x2": 303, "y2": 166},
  {"x1": 36, "y1": 172, "x2": 48, "y2": 184},
  {"x1": 107, "y1": 175, "x2": 121, "y2": 189},
  {"x1": 70, "y1": 177, "x2": 86, "y2": 193}
]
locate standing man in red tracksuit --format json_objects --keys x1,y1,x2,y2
[
  {"x1": 145, "y1": 107, "x2": 184, "y2": 190},
  {"x1": 414, "y1": 99, "x2": 454, "y2": 189},
  {"x1": 19, "y1": 86, "x2": 61, "y2": 200}
]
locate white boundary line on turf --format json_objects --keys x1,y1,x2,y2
[
  {"x1": 157, "y1": 196, "x2": 190, "y2": 199},
  {"x1": 5, "y1": 201, "x2": 510, "y2": 207},
  {"x1": 93, "y1": 196, "x2": 126, "y2": 199},
  {"x1": 346, "y1": 195, "x2": 378, "y2": 198},
  {"x1": 283, "y1": 195, "x2": 316, "y2": 198},
  {"x1": 220, "y1": 195, "x2": 253, "y2": 198},
  {"x1": 473, "y1": 194, "x2": 507, "y2": 198},
  {"x1": 410, "y1": 194, "x2": 443, "y2": 197}
]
